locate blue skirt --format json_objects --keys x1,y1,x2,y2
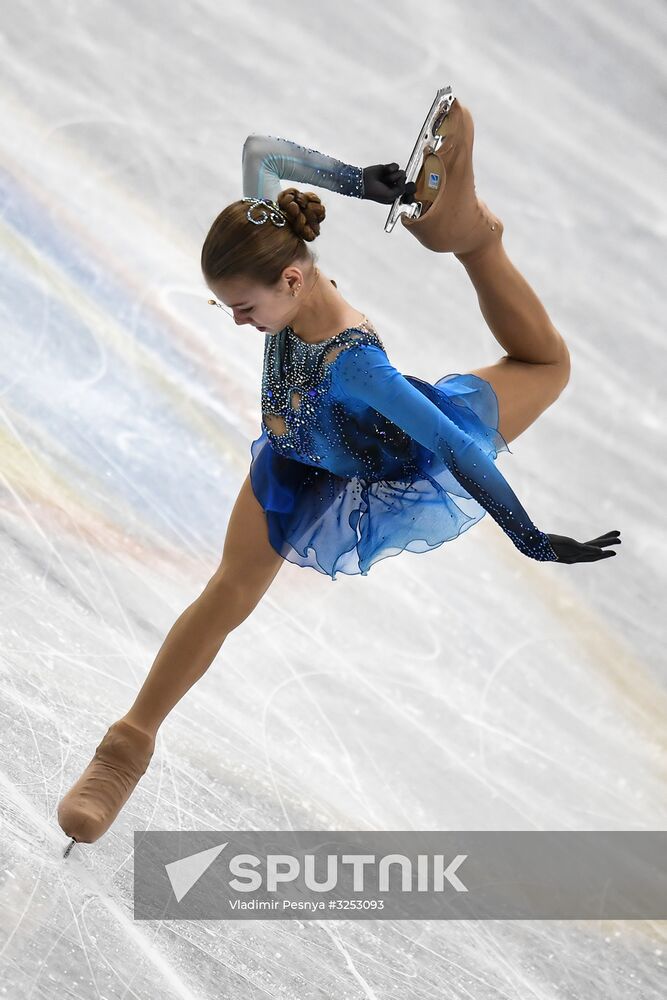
[{"x1": 249, "y1": 373, "x2": 511, "y2": 580}]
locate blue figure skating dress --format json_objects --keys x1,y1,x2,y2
[{"x1": 242, "y1": 134, "x2": 558, "y2": 578}]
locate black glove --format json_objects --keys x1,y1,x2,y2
[
  {"x1": 362, "y1": 163, "x2": 417, "y2": 205},
  {"x1": 546, "y1": 530, "x2": 621, "y2": 564}
]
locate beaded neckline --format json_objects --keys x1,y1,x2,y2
[{"x1": 285, "y1": 315, "x2": 375, "y2": 347}]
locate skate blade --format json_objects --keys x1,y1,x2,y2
[
  {"x1": 63, "y1": 838, "x2": 77, "y2": 858},
  {"x1": 385, "y1": 85, "x2": 456, "y2": 234}
]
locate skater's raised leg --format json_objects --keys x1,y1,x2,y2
[
  {"x1": 460, "y1": 236, "x2": 571, "y2": 444},
  {"x1": 400, "y1": 94, "x2": 570, "y2": 444},
  {"x1": 58, "y1": 472, "x2": 284, "y2": 846}
]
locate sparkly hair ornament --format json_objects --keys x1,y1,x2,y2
[
  {"x1": 208, "y1": 197, "x2": 292, "y2": 311},
  {"x1": 241, "y1": 196, "x2": 289, "y2": 227}
]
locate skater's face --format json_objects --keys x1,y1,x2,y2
[{"x1": 209, "y1": 266, "x2": 310, "y2": 335}]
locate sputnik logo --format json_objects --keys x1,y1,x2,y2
[
  {"x1": 164, "y1": 845, "x2": 470, "y2": 902},
  {"x1": 165, "y1": 842, "x2": 228, "y2": 902}
]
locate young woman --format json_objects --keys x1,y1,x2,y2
[{"x1": 58, "y1": 94, "x2": 621, "y2": 854}]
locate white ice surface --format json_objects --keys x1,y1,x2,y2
[{"x1": 1, "y1": 1, "x2": 666, "y2": 998}]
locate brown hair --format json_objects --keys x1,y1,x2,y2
[{"x1": 201, "y1": 188, "x2": 326, "y2": 289}]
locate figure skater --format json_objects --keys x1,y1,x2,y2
[{"x1": 57, "y1": 94, "x2": 621, "y2": 855}]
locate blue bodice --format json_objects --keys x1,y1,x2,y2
[
  {"x1": 257, "y1": 319, "x2": 557, "y2": 563},
  {"x1": 260, "y1": 320, "x2": 419, "y2": 482}
]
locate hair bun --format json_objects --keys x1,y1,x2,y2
[{"x1": 277, "y1": 187, "x2": 326, "y2": 242}]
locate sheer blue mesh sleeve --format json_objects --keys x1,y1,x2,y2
[
  {"x1": 242, "y1": 134, "x2": 364, "y2": 201},
  {"x1": 333, "y1": 343, "x2": 558, "y2": 562}
]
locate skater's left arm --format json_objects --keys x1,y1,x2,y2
[
  {"x1": 242, "y1": 134, "x2": 416, "y2": 204},
  {"x1": 333, "y1": 343, "x2": 559, "y2": 562}
]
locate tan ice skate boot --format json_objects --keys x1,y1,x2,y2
[
  {"x1": 401, "y1": 97, "x2": 503, "y2": 260},
  {"x1": 58, "y1": 719, "x2": 155, "y2": 851}
]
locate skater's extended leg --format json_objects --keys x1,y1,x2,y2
[
  {"x1": 461, "y1": 234, "x2": 571, "y2": 445},
  {"x1": 58, "y1": 472, "x2": 284, "y2": 844},
  {"x1": 119, "y1": 472, "x2": 284, "y2": 737}
]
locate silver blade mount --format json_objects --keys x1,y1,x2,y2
[{"x1": 385, "y1": 85, "x2": 456, "y2": 233}]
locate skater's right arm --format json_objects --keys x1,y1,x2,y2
[
  {"x1": 242, "y1": 134, "x2": 364, "y2": 201},
  {"x1": 242, "y1": 135, "x2": 416, "y2": 205}
]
